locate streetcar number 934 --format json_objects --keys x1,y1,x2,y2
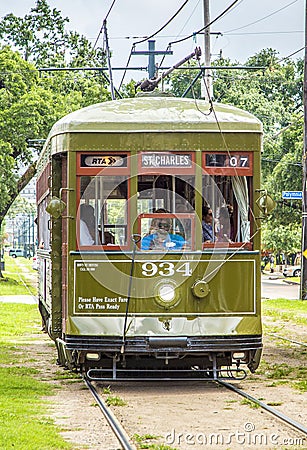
[{"x1": 141, "y1": 261, "x2": 192, "y2": 277}]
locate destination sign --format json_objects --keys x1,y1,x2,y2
[
  {"x1": 141, "y1": 153, "x2": 192, "y2": 168},
  {"x1": 205, "y1": 153, "x2": 250, "y2": 168},
  {"x1": 81, "y1": 154, "x2": 127, "y2": 167},
  {"x1": 282, "y1": 191, "x2": 302, "y2": 200}
]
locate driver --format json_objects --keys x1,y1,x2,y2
[{"x1": 141, "y1": 218, "x2": 185, "y2": 251}]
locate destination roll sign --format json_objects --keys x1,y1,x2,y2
[{"x1": 141, "y1": 153, "x2": 192, "y2": 168}]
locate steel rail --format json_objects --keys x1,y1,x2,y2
[
  {"x1": 267, "y1": 333, "x2": 307, "y2": 348},
  {"x1": 83, "y1": 377, "x2": 136, "y2": 450},
  {"x1": 218, "y1": 380, "x2": 307, "y2": 436}
]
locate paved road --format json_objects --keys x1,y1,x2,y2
[
  {"x1": 0, "y1": 295, "x2": 37, "y2": 304},
  {"x1": 261, "y1": 275, "x2": 300, "y2": 300}
]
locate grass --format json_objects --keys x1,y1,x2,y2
[
  {"x1": 0, "y1": 303, "x2": 41, "y2": 340},
  {"x1": 133, "y1": 434, "x2": 178, "y2": 450},
  {"x1": 0, "y1": 255, "x2": 37, "y2": 296},
  {"x1": 292, "y1": 380, "x2": 307, "y2": 392},
  {"x1": 240, "y1": 399, "x2": 260, "y2": 409},
  {"x1": 262, "y1": 298, "x2": 307, "y2": 326},
  {"x1": 105, "y1": 395, "x2": 127, "y2": 406},
  {"x1": 0, "y1": 302, "x2": 73, "y2": 450}
]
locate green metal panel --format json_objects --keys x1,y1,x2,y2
[
  {"x1": 64, "y1": 132, "x2": 261, "y2": 153},
  {"x1": 67, "y1": 251, "x2": 261, "y2": 337},
  {"x1": 50, "y1": 156, "x2": 63, "y2": 337},
  {"x1": 67, "y1": 315, "x2": 261, "y2": 337}
]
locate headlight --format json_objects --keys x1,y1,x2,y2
[
  {"x1": 154, "y1": 280, "x2": 179, "y2": 309},
  {"x1": 159, "y1": 284, "x2": 175, "y2": 302}
]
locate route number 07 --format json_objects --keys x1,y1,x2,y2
[
  {"x1": 141, "y1": 261, "x2": 192, "y2": 277},
  {"x1": 229, "y1": 156, "x2": 248, "y2": 167}
]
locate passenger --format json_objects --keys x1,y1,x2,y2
[
  {"x1": 216, "y1": 205, "x2": 233, "y2": 242},
  {"x1": 148, "y1": 208, "x2": 169, "y2": 235},
  {"x1": 175, "y1": 201, "x2": 193, "y2": 238},
  {"x1": 80, "y1": 203, "x2": 96, "y2": 245},
  {"x1": 141, "y1": 217, "x2": 185, "y2": 250},
  {"x1": 202, "y1": 205, "x2": 216, "y2": 243}
]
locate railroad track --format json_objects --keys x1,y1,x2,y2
[
  {"x1": 217, "y1": 380, "x2": 307, "y2": 437},
  {"x1": 83, "y1": 372, "x2": 306, "y2": 449},
  {"x1": 267, "y1": 332, "x2": 307, "y2": 348},
  {"x1": 83, "y1": 377, "x2": 136, "y2": 450}
]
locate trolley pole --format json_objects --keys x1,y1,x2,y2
[{"x1": 300, "y1": 0, "x2": 307, "y2": 300}]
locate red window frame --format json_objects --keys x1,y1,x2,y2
[
  {"x1": 76, "y1": 152, "x2": 130, "y2": 250},
  {"x1": 202, "y1": 152, "x2": 253, "y2": 176}
]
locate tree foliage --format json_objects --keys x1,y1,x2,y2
[
  {"x1": 0, "y1": 1, "x2": 111, "y2": 228},
  {"x1": 261, "y1": 222, "x2": 301, "y2": 255},
  {"x1": 0, "y1": 0, "x2": 105, "y2": 67}
]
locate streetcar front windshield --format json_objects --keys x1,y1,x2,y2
[{"x1": 137, "y1": 174, "x2": 195, "y2": 251}]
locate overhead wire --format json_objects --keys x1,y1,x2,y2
[
  {"x1": 134, "y1": 0, "x2": 190, "y2": 45},
  {"x1": 157, "y1": 0, "x2": 201, "y2": 71},
  {"x1": 169, "y1": 0, "x2": 240, "y2": 45},
  {"x1": 151, "y1": 0, "x2": 241, "y2": 85},
  {"x1": 277, "y1": 46, "x2": 305, "y2": 63},
  {"x1": 119, "y1": 0, "x2": 190, "y2": 89},
  {"x1": 92, "y1": 0, "x2": 117, "y2": 53},
  {"x1": 224, "y1": 0, "x2": 299, "y2": 34}
]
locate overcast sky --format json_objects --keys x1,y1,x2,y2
[{"x1": 0, "y1": 0, "x2": 304, "y2": 85}]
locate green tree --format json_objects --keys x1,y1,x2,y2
[
  {"x1": 0, "y1": 45, "x2": 110, "y2": 277},
  {"x1": 0, "y1": 0, "x2": 110, "y2": 216},
  {"x1": 0, "y1": 0, "x2": 105, "y2": 67},
  {"x1": 0, "y1": 1, "x2": 113, "y2": 277},
  {"x1": 262, "y1": 222, "x2": 301, "y2": 257}
]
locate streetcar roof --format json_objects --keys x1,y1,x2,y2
[{"x1": 48, "y1": 96, "x2": 262, "y2": 136}]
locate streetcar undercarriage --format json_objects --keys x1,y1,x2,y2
[{"x1": 55, "y1": 335, "x2": 262, "y2": 380}]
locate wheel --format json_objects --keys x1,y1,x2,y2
[
  {"x1": 12, "y1": 254, "x2": 17, "y2": 258},
  {"x1": 293, "y1": 269, "x2": 301, "y2": 277}
]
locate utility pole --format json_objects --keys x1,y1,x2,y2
[
  {"x1": 201, "y1": 0, "x2": 212, "y2": 100},
  {"x1": 103, "y1": 19, "x2": 116, "y2": 100},
  {"x1": 300, "y1": 0, "x2": 307, "y2": 300},
  {"x1": 131, "y1": 40, "x2": 173, "y2": 79}
]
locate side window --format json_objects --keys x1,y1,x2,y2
[
  {"x1": 202, "y1": 174, "x2": 252, "y2": 245},
  {"x1": 78, "y1": 175, "x2": 128, "y2": 248}
]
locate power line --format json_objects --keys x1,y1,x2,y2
[
  {"x1": 169, "y1": 0, "x2": 240, "y2": 45},
  {"x1": 105, "y1": 0, "x2": 116, "y2": 21},
  {"x1": 87, "y1": 30, "x2": 302, "y2": 41},
  {"x1": 224, "y1": 0, "x2": 299, "y2": 34},
  {"x1": 262, "y1": 158, "x2": 302, "y2": 167},
  {"x1": 224, "y1": 31, "x2": 303, "y2": 36},
  {"x1": 92, "y1": 0, "x2": 117, "y2": 52},
  {"x1": 119, "y1": 1, "x2": 190, "y2": 88},
  {"x1": 277, "y1": 46, "x2": 306, "y2": 63},
  {"x1": 134, "y1": 0, "x2": 190, "y2": 45}
]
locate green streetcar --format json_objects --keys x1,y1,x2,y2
[{"x1": 36, "y1": 95, "x2": 272, "y2": 380}]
